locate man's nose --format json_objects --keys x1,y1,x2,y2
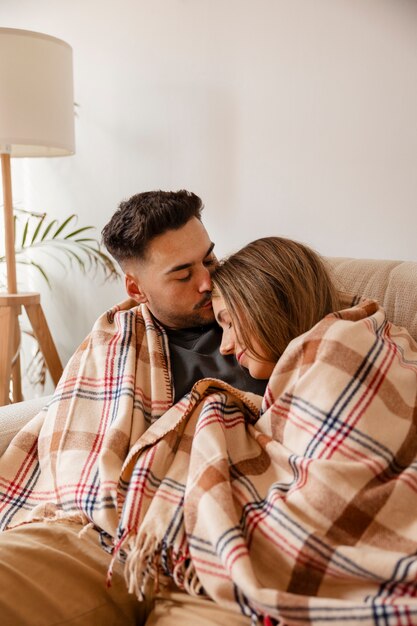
[
  {"x1": 219, "y1": 331, "x2": 235, "y2": 355},
  {"x1": 197, "y1": 266, "x2": 212, "y2": 293}
]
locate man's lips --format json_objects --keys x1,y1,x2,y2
[{"x1": 195, "y1": 297, "x2": 212, "y2": 310}]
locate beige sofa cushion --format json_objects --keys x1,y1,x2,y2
[
  {"x1": 0, "y1": 395, "x2": 52, "y2": 455},
  {"x1": 328, "y1": 258, "x2": 417, "y2": 342}
]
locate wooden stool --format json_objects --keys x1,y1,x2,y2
[{"x1": 0, "y1": 293, "x2": 63, "y2": 406}]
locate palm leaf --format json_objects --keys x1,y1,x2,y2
[
  {"x1": 58, "y1": 246, "x2": 90, "y2": 272},
  {"x1": 64, "y1": 226, "x2": 95, "y2": 240},
  {"x1": 30, "y1": 214, "x2": 47, "y2": 245},
  {"x1": 52, "y1": 214, "x2": 77, "y2": 238},
  {"x1": 1, "y1": 209, "x2": 119, "y2": 288},
  {"x1": 1, "y1": 206, "x2": 119, "y2": 394},
  {"x1": 16, "y1": 259, "x2": 52, "y2": 287},
  {"x1": 29, "y1": 260, "x2": 52, "y2": 287},
  {"x1": 40, "y1": 218, "x2": 59, "y2": 241},
  {"x1": 17, "y1": 249, "x2": 71, "y2": 278},
  {"x1": 21, "y1": 218, "x2": 30, "y2": 248}
]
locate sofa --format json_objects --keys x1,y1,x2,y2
[{"x1": 1, "y1": 255, "x2": 416, "y2": 454}]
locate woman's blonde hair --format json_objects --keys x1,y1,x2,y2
[{"x1": 212, "y1": 237, "x2": 340, "y2": 362}]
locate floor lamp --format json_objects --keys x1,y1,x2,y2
[{"x1": 0, "y1": 28, "x2": 75, "y2": 405}]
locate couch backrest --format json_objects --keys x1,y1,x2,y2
[{"x1": 328, "y1": 257, "x2": 417, "y2": 342}]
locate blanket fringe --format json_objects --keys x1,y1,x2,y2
[
  {"x1": 110, "y1": 529, "x2": 204, "y2": 600},
  {"x1": 6, "y1": 509, "x2": 90, "y2": 532},
  {"x1": 172, "y1": 552, "x2": 203, "y2": 596},
  {"x1": 110, "y1": 531, "x2": 161, "y2": 600},
  {"x1": 77, "y1": 521, "x2": 95, "y2": 538}
]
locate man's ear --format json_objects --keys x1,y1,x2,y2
[{"x1": 125, "y1": 274, "x2": 148, "y2": 304}]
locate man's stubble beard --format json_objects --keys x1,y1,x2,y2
[
  {"x1": 163, "y1": 307, "x2": 215, "y2": 329},
  {"x1": 147, "y1": 300, "x2": 214, "y2": 330},
  {"x1": 146, "y1": 292, "x2": 215, "y2": 329}
]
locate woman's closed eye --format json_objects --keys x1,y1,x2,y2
[
  {"x1": 203, "y1": 255, "x2": 216, "y2": 268},
  {"x1": 216, "y1": 311, "x2": 233, "y2": 331}
]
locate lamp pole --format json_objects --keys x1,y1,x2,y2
[
  {"x1": 1, "y1": 151, "x2": 23, "y2": 402},
  {"x1": 2, "y1": 151, "x2": 18, "y2": 294},
  {"x1": 0, "y1": 27, "x2": 74, "y2": 404}
]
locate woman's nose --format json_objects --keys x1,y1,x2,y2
[{"x1": 219, "y1": 331, "x2": 235, "y2": 355}]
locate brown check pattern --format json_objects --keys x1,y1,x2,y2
[
  {"x1": 114, "y1": 298, "x2": 417, "y2": 625},
  {"x1": 1, "y1": 296, "x2": 417, "y2": 624},
  {"x1": 0, "y1": 299, "x2": 173, "y2": 536}
]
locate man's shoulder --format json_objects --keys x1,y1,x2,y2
[{"x1": 105, "y1": 298, "x2": 141, "y2": 324}]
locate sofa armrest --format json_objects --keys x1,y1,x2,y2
[
  {"x1": 0, "y1": 395, "x2": 53, "y2": 456},
  {"x1": 328, "y1": 257, "x2": 417, "y2": 342}
]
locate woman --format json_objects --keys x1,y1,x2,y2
[
  {"x1": 212, "y1": 236, "x2": 340, "y2": 379},
  {"x1": 116, "y1": 237, "x2": 417, "y2": 626}
]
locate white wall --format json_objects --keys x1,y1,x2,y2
[{"x1": 1, "y1": 0, "x2": 416, "y2": 387}]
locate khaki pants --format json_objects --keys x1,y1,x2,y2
[
  {"x1": 0, "y1": 521, "x2": 251, "y2": 626},
  {"x1": 147, "y1": 591, "x2": 252, "y2": 626}
]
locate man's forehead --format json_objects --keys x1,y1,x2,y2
[
  {"x1": 144, "y1": 220, "x2": 213, "y2": 270},
  {"x1": 164, "y1": 241, "x2": 215, "y2": 274}
]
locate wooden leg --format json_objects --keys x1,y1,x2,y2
[
  {"x1": 0, "y1": 294, "x2": 62, "y2": 402},
  {"x1": 24, "y1": 303, "x2": 63, "y2": 386},
  {"x1": 11, "y1": 322, "x2": 23, "y2": 403},
  {"x1": 0, "y1": 305, "x2": 16, "y2": 405}
]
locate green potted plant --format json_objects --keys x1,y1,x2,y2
[{"x1": 0, "y1": 207, "x2": 119, "y2": 390}]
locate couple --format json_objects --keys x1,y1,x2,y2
[
  {"x1": 1, "y1": 190, "x2": 417, "y2": 626},
  {"x1": 102, "y1": 189, "x2": 337, "y2": 390}
]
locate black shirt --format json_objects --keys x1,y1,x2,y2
[{"x1": 165, "y1": 323, "x2": 267, "y2": 403}]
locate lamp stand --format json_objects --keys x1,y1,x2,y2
[{"x1": 0, "y1": 153, "x2": 63, "y2": 405}]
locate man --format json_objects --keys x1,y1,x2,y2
[
  {"x1": 101, "y1": 189, "x2": 266, "y2": 402},
  {"x1": 0, "y1": 190, "x2": 264, "y2": 626}
]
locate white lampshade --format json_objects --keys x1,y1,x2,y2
[{"x1": 0, "y1": 28, "x2": 75, "y2": 157}]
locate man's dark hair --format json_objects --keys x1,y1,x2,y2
[{"x1": 101, "y1": 190, "x2": 203, "y2": 263}]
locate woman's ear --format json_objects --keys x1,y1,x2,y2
[{"x1": 125, "y1": 274, "x2": 148, "y2": 304}]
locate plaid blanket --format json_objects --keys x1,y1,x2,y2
[
  {"x1": 0, "y1": 299, "x2": 173, "y2": 535},
  {"x1": 113, "y1": 298, "x2": 417, "y2": 626},
  {"x1": 1, "y1": 296, "x2": 417, "y2": 625}
]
